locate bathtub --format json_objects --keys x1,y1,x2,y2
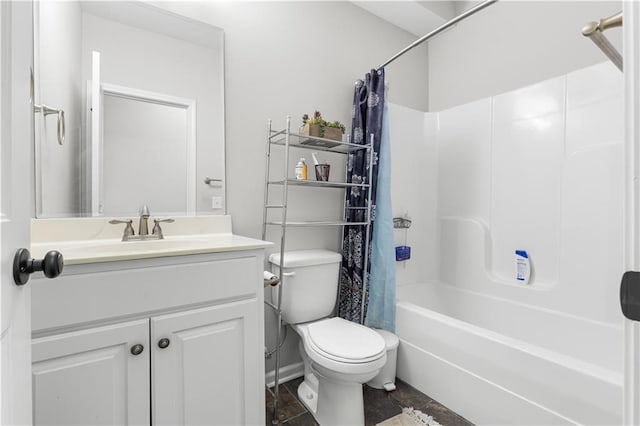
[{"x1": 395, "y1": 282, "x2": 623, "y2": 425}]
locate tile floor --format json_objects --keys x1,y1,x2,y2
[{"x1": 265, "y1": 377, "x2": 473, "y2": 425}]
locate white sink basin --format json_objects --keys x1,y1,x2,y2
[
  {"x1": 31, "y1": 233, "x2": 271, "y2": 265},
  {"x1": 30, "y1": 216, "x2": 272, "y2": 265},
  {"x1": 78, "y1": 238, "x2": 211, "y2": 254}
]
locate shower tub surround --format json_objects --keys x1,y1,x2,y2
[
  {"x1": 389, "y1": 62, "x2": 624, "y2": 425},
  {"x1": 396, "y1": 283, "x2": 621, "y2": 425}
]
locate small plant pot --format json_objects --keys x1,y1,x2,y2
[
  {"x1": 300, "y1": 123, "x2": 343, "y2": 142},
  {"x1": 300, "y1": 123, "x2": 322, "y2": 138},
  {"x1": 322, "y1": 127, "x2": 343, "y2": 142}
]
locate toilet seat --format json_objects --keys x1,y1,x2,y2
[{"x1": 305, "y1": 318, "x2": 386, "y2": 364}]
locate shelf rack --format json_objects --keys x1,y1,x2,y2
[{"x1": 261, "y1": 116, "x2": 373, "y2": 424}]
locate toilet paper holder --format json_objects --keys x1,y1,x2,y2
[{"x1": 263, "y1": 271, "x2": 280, "y2": 287}]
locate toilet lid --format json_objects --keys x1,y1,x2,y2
[{"x1": 306, "y1": 318, "x2": 386, "y2": 363}]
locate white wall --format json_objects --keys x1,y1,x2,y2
[
  {"x1": 158, "y1": 1, "x2": 429, "y2": 240},
  {"x1": 388, "y1": 104, "x2": 438, "y2": 286},
  {"x1": 428, "y1": 1, "x2": 622, "y2": 110}
]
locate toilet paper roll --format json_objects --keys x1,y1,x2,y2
[{"x1": 263, "y1": 271, "x2": 280, "y2": 287}]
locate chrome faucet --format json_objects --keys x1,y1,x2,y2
[
  {"x1": 109, "y1": 205, "x2": 174, "y2": 241},
  {"x1": 138, "y1": 205, "x2": 150, "y2": 236}
]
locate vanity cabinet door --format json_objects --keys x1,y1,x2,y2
[
  {"x1": 151, "y1": 299, "x2": 263, "y2": 426},
  {"x1": 32, "y1": 319, "x2": 151, "y2": 425}
]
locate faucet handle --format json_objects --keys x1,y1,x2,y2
[
  {"x1": 152, "y1": 218, "x2": 175, "y2": 239},
  {"x1": 109, "y1": 219, "x2": 135, "y2": 240}
]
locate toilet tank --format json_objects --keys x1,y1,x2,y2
[{"x1": 269, "y1": 250, "x2": 342, "y2": 324}]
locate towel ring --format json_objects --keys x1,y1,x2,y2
[{"x1": 35, "y1": 104, "x2": 65, "y2": 145}]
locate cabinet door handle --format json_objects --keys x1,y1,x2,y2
[
  {"x1": 130, "y1": 344, "x2": 144, "y2": 356},
  {"x1": 157, "y1": 338, "x2": 170, "y2": 349}
]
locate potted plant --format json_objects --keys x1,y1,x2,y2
[{"x1": 300, "y1": 111, "x2": 346, "y2": 142}]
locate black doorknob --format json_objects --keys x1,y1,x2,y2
[{"x1": 13, "y1": 248, "x2": 64, "y2": 286}]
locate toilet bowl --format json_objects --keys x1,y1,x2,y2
[
  {"x1": 292, "y1": 318, "x2": 387, "y2": 426},
  {"x1": 268, "y1": 249, "x2": 387, "y2": 425}
]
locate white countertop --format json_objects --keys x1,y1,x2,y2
[{"x1": 31, "y1": 216, "x2": 272, "y2": 265}]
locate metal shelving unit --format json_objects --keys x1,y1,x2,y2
[{"x1": 261, "y1": 116, "x2": 373, "y2": 424}]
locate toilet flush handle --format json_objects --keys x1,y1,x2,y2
[{"x1": 281, "y1": 272, "x2": 296, "y2": 277}]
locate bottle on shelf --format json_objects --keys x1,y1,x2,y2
[
  {"x1": 295, "y1": 158, "x2": 308, "y2": 180},
  {"x1": 515, "y1": 250, "x2": 530, "y2": 284}
]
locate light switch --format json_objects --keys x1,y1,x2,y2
[{"x1": 211, "y1": 196, "x2": 223, "y2": 209}]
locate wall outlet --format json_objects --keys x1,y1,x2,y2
[{"x1": 211, "y1": 196, "x2": 223, "y2": 209}]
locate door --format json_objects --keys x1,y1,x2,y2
[
  {"x1": 0, "y1": 1, "x2": 34, "y2": 424},
  {"x1": 151, "y1": 299, "x2": 264, "y2": 426},
  {"x1": 31, "y1": 320, "x2": 150, "y2": 425},
  {"x1": 625, "y1": 2, "x2": 640, "y2": 424}
]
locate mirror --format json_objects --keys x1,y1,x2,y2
[
  {"x1": 100, "y1": 85, "x2": 194, "y2": 215},
  {"x1": 33, "y1": 1, "x2": 225, "y2": 218}
]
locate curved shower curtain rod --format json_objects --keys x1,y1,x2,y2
[
  {"x1": 377, "y1": 0, "x2": 498, "y2": 70},
  {"x1": 582, "y1": 11, "x2": 623, "y2": 71}
]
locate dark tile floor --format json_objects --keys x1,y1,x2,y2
[{"x1": 265, "y1": 377, "x2": 473, "y2": 426}]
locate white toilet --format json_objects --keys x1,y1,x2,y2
[{"x1": 269, "y1": 249, "x2": 387, "y2": 426}]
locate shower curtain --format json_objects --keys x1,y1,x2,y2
[{"x1": 338, "y1": 68, "x2": 396, "y2": 331}]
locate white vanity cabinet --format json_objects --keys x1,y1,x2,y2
[
  {"x1": 32, "y1": 319, "x2": 151, "y2": 425},
  {"x1": 31, "y1": 249, "x2": 266, "y2": 426},
  {"x1": 151, "y1": 299, "x2": 260, "y2": 425}
]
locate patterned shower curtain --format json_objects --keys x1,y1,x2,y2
[{"x1": 338, "y1": 68, "x2": 385, "y2": 324}]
